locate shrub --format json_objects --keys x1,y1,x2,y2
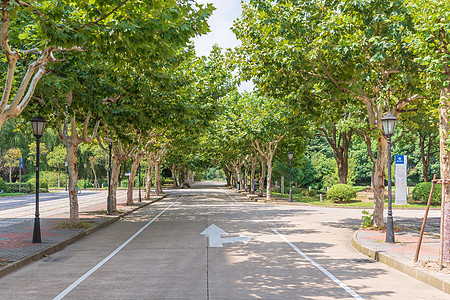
[
  {"x1": 4, "y1": 182, "x2": 35, "y2": 193},
  {"x1": 41, "y1": 171, "x2": 60, "y2": 188},
  {"x1": 327, "y1": 184, "x2": 357, "y2": 203},
  {"x1": 0, "y1": 178, "x2": 6, "y2": 192},
  {"x1": 77, "y1": 179, "x2": 93, "y2": 188},
  {"x1": 412, "y1": 182, "x2": 442, "y2": 205},
  {"x1": 27, "y1": 177, "x2": 48, "y2": 189},
  {"x1": 120, "y1": 179, "x2": 129, "y2": 188}
]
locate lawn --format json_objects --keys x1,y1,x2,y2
[{"x1": 272, "y1": 192, "x2": 439, "y2": 209}]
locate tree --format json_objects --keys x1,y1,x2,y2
[
  {"x1": 408, "y1": 0, "x2": 450, "y2": 266},
  {"x1": 47, "y1": 145, "x2": 66, "y2": 189},
  {"x1": 233, "y1": 0, "x2": 420, "y2": 227},
  {"x1": 2, "y1": 148, "x2": 21, "y2": 182}
]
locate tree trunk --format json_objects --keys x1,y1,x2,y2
[
  {"x1": 145, "y1": 161, "x2": 154, "y2": 199},
  {"x1": 244, "y1": 164, "x2": 249, "y2": 191},
  {"x1": 66, "y1": 144, "x2": 79, "y2": 225},
  {"x1": 171, "y1": 164, "x2": 178, "y2": 187},
  {"x1": 266, "y1": 156, "x2": 273, "y2": 200},
  {"x1": 372, "y1": 136, "x2": 387, "y2": 228},
  {"x1": 91, "y1": 166, "x2": 98, "y2": 189},
  {"x1": 259, "y1": 158, "x2": 266, "y2": 197},
  {"x1": 127, "y1": 153, "x2": 143, "y2": 205},
  {"x1": 250, "y1": 161, "x2": 256, "y2": 194},
  {"x1": 155, "y1": 161, "x2": 162, "y2": 195},
  {"x1": 110, "y1": 159, "x2": 121, "y2": 212},
  {"x1": 439, "y1": 82, "x2": 450, "y2": 266},
  {"x1": 58, "y1": 166, "x2": 61, "y2": 189}
]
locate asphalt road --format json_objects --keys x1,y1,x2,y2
[
  {"x1": 0, "y1": 182, "x2": 447, "y2": 299},
  {"x1": 0, "y1": 190, "x2": 129, "y2": 226}
]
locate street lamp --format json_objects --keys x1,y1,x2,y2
[
  {"x1": 65, "y1": 161, "x2": 68, "y2": 191},
  {"x1": 382, "y1": 112, "x2": 398, "y2": 243},
  {"x1": 107, "y1": 142, "x2": 112, "y2": 215},
  {"x1": 84, "y1": 163, "x2": 87, "y2": 189},
  {"x1": 138, "y1": 163, "x2": 141, "y2": 202},
  {"x1": 31, "y1": 114, "x2": 46, "y2": 243},
  {"x1": 288, "y1": 151, "x2": 293, "y2": 202}
]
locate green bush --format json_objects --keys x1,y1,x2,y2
[
  {"x1": 327, "y1": 184, "x2": 357, "y2": 203},
  {"x1": 120, "y1": 179, "x2": 129, "y2": 188},
  {"x1": 5, "y1": 182, "x2": 35, "y2": 193},
  {"x1": 0, "y1": 178, "x2": 6, "y2": 192},
  {"x1": 41, "y1": 171, "x2": 60, "y2": 188},
  {"x1": 77, "y1": 179, "x2": 93, "y2": 188},
  {"x1": 412, "y1": 182, "x2": 442, "y2": 205},
  {"x1": 27, "y1": 177, "x2": 48, "y2": 189}
]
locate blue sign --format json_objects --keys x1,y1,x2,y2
[
  {"x1": 19, "y1": 158, "x2": 23, "y2": 168},
  {"x1": 395, "y1": 155, "x2": 404, "y2": 164}
]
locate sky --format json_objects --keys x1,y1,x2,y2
[{"x1": 193, "y1": 0, "x2": 253, "y2": 92}]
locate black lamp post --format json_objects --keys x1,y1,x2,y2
[
  {"x1": 138, "y1": 163, "x2": 142, "y2": 202},
  {"x1": 84, "y1": 163, "x2": 87, "y2": 189},
  {"x1": 31, "y1": 115, "x2": 46, "y2": 243},
  {"x1": 107, "y1": 143, "x2": 112, "y2": 215},
  {"x1": 382, "y1": 112, "x2": 398, "y2": 243},
  {"x1": 65, "y1": 161, "x2": 68, "y2": 191},
  {"x1": 288, "y1": 151, "x2": 293, "y2": 202}
]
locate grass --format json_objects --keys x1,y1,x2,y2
[
  {"x1": 272, "y1": 192, "x2": 439, "y2": 208},
  {"x1": 0, "y1": 192, "x2": 28, "y2": 197},
  {"x1": 54, "y1": 220, "x2": 96, "y2": 229}
]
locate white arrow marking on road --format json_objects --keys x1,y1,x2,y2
[{"x1": 201, "y1": 224, "x2": 251, "y2": 248}]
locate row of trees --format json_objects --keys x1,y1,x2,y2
[
  {"x1": 193, "y1": 0, "x2": 450, "y2": 266},
  {"x1": 0, "y1": 1, "x2": 235, "y2": 227}
]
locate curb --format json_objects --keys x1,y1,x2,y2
[
  {"x1": 0, "y1": 194, "x2": 168, "y2": 278},
  {"x1": 351, "y1": 230, "x2": 450, "y2": 294}
]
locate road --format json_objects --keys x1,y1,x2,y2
[
  {"x1": 0, "y1": 190, "x2": 129, "y2": 225},
  {"x1": 0, "y1": 182, "x2": 447, "y2": 299}
]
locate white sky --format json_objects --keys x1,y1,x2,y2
[{"x1": 193, "y1": 0, "x2": 253, "y2": 92}]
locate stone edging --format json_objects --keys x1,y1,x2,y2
[
  {"x1": 351, "y1": 230, "x2": 450, "y2": 294},
  {"x1": 0, "y1": 194, "x2": 168, "y2": 278}
]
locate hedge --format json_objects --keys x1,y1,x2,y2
[{"x1": 327, "y1": 184, "x2": 357, "y2": 203}]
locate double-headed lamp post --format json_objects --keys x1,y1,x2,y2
[
  {"x1": 31, "y1": 115, "x2": 46, "y2": 243},
  {"x1": 381, "y1": 112, "x2": 398, "y2": 243},
  {"x1": 288, "y1": 151, "x2": 293, "y2": 202}
]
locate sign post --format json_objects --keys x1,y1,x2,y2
[
  {"x1": 19, "y1": 158, "x2": 23, "y2": 193},
  {"x1": 395, "y1": 155, "x2": 407, "y2": 204}
]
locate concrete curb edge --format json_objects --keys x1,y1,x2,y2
[
  {"x1": 351, "y1": 230, "x2": 450, "y2": 294},
  {"x1": 0, "y1": 194, "x2": 168, "y2": 278}
]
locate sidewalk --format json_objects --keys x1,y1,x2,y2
[
  {"x1": 352, "y1": 217, "x2": 450, "y2": 294},
  {"x1": 0, "y1": 192, "x2": 166, "y2": 277}
]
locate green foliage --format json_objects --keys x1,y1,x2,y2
[
  {"x1": 26, "y1": 177, "x2": 48, "y2": 189},
  {"x1": 77, "y1": 179, "x2": 93, "y2": 189},
  {"x1": 0, "y1": 178, "x2": 6, "y2": 191},
  {"x1": 327, "y1": 184, "x2": 357, "y2": 203},
  {"x1": 5, "y1": 182, "x2": 34, "y2": 193},
  {"x1": 361, "y1": 210, "x2": 373, "y2": 228},
  {"x1": 120, "y1": 179, "x2": 129, "y2": 188},
  {"x1": 412, "y1": 182, "x2": 442, "y2": 205},
  {"x1": 41, "y1": 171, "x2": 59, "y2": 188}
]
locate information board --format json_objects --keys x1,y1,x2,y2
[{"x1": 395, "y1": 155, "x2": 407, "y2": 204}]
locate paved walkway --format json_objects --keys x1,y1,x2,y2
[{"x1": 352, "y1": 215, "x2": 450, "y2": 293}]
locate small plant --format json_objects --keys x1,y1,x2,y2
[
  {"x1": 327, "y1": 184, "x2": 357, "y2": 203},
  {"x1": 54, "y1": 221, "x2": 96, "y2": 229},
  {"x1": 361, "y1": 210, "x2": 373, "y2": 228}
]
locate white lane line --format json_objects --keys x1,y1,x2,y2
[
  {"x1": 219, "y1": 187, "x2": 243, "y2": 206},
  {"x1": 53, "y1": 196, "x2": 185, "y2": 300},
  {"x1": 272, "y1": 229, "x2": 364, "y2": 300}
]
